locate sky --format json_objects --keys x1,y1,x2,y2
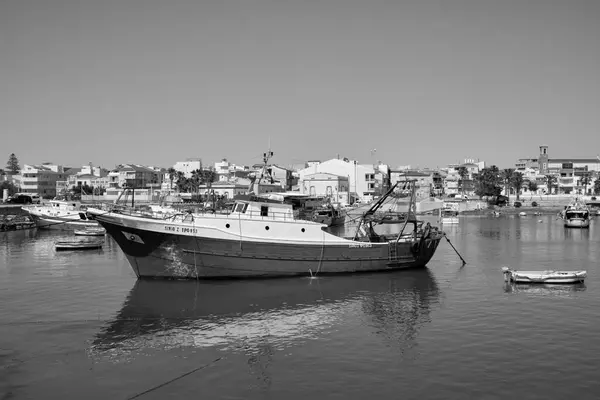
[{"x1": 1, "y1": 0, "x2": 599, "y2": 170}]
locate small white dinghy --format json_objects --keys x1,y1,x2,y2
[
  {"x1": 502, "y1": 267, "x2": 586, "y2": 284},
  {"x1": 74, "y1": 227, "x2": 106, "y2": 236},
  {"x1": 55, "y1": 240, "x2": 104, "y2": 251}
]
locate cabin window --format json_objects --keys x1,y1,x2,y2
[
  {"x1": 78, "y1": 212, "x2": 87, "y2": 220},
  {"x1": 261, "y1": 206, "x2": 268, "y2": 216}
]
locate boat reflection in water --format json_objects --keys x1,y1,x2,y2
[
  {"x1": 504, "y1": 282, "x2": 586, "y2": 297},
  {"x1": 89, "y1": 269, "x2": 439, "y2": 362}
]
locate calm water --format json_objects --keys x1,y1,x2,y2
[{"x1": 2, "y1": 215, "x2": 600, "y2": 399}]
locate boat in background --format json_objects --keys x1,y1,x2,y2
[
  {"x1": 74, "y1": 227, "x2": 106, "y2": 236},
  {"x1": 86, "y1": 150, "x2": 444, "y2": 279},
  {"x1": 440, "y1": 203, "x2": 459, "y2": 225},
  {"x1": 55, "y1": 239, "x2": 104, "y2": 251},
  {"x1": 560, "y1": 198, "x2": 590, "y2": 228},
  {"x1": 312, "y1": 205, "x2": 346, "y2": 227},
  {"x1": 23, "y1": 200, "x2": 99, "y2": 230},
  {"x1": 502, "y1": 267, "x2": 586, "y2": 284}
]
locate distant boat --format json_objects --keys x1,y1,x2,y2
[
  {"x1": 74, "y1": 227, "x2": 106, "y2": 236},
  {"x1": 23, "y1": 200, "x2": 99, "y2": 230},
  {"x1": 55, "y1": 239, "x2": 104, "y2": 251},
  {"x1": 502, "y1": 267, "x2": 586, "y2": 284},
  {"x1": 560, "y1": 198, "x2": 590, "y2": 228},
  {"x1": 440, "y1": 202, "x2": 459, "y2": 224}
]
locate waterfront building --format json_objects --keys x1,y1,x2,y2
[
  {"x1": 516, "y1": 146, "x2": 600, "y2": 194},
  {"x1": 441, "y1": 159, "x2": 484, "y2": 196},
  {"x1": 389, "y1": 170, "x2": 433, "y2": 199},
  {"x1": 173, "y1": 158, "x2": 202, "y2": 178},
  {"x1": 300, "y1": 173, "x2": 350, "y2": 204},
  {"x1": 19, "y1": 164, "x2": 69, "y2": 198},
  {"x1": 297, "y1": 158, "x2": 383, "y2": 204}
]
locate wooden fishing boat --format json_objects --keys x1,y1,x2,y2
[
  {"x1": 55, "y1": 240, "x2": 104, "y2": 251},
  {"x1": 74, "y1": 227, "x2": 106, "y2": 236},
  {"x1": 502, "y1": 267, "x2": 586, "y2": 284}
]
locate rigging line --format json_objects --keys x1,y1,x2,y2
[
  {"x1": 126, "y1": 357, "x2": 223, "y2": 400},
  {"x1": 316, "y1": 230, "x2": 325, "y2": 275}
]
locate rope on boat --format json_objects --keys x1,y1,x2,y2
[
  {"x1": 126, "y1": 357, "x2": 223, "y2": 400},
  {"x1": 444, "y1": 233, "x2": 467, "y2": 265}
]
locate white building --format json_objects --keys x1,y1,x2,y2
[
  {"x1": 19, "y1": 164, "x2": 69, "y2": 198},
  {"x1": 300, "y1": 173, "x2": 350, "y2": 204},
  {"x1": 173, "y1": 158, "x2": 202, "y2": 178},
  {"x1": 297, "y1": 159, "x2": 378, "y2": 203}
]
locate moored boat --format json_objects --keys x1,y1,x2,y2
[
  {"x1": 74, "y1": 227, "x2": 106, "y2": 236},
  {"x1": 23, "y1": 200, "x2": 99, "y2": 230},
  {"x1": 55, "y1": 239, "x2": 104, "y2": 251},
  {"x1": 86, "y1": 151, "x2": 444, "y2": 279},
  {"x1": 440, "y1": 203, "x2": 459, "y2": 225},
  {"x1": 502, "y1": 267, "x2": 586, "y2": 284},
  {"x1": 560, "y1": 198, "x2": 590, "y2": 228}
]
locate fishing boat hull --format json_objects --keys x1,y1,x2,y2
[
  {"x1": 94, "y1": 215, "x2": 442, "y2": 279},
  {"x1": 502, "y1": 267, "x2": 586, "y2": 284}
]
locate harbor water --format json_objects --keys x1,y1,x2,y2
[{"x1": 2, "y1": 214, "x2": 600, "y2": 399}]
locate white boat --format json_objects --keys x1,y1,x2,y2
[
  {"x1": 440, "y1": 203, "x2": 459, "y2": 225},
  {"x1": 502, "y1": 267, "x2": 586, "y2": 284},
  {"x1": 23, "y1": 200, "x2": 99, "y2": 230},
  {"x1": 74, "y1": 227, "x2": 106, "y2": 236},
  {"x1": 560, "y1": 198, "x2": 590, "y2": 228},
  {"x1": 55, "y1": 239, "x2": 104, "y2": 251},
  {"x1": 86, "y1": 150, "x2": 444, "y2": 279}
]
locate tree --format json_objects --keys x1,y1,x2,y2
[
  {"x1": 0, "y1": 181, "x2": 18, "y2": 197},
  {"x1": 594, "y1": 178, "x2": 600, "y2": 195},
  {"x1": 175, "y1": 171, "x2": 190, "y2": 193},
  {"x1": 167, "y1": 167, "x2": 177, "y2": 192},
  {"x1": 501, "y1": 168, "x2": 514, "y2": 200},
  {"x1": 545, "y1": 174, "x2": 557, "y2": 194},
  {"x1": 6, "y1": 153, "x2": 20, "y2": 174},
  {"x1": 456, "y1": 166, "x2": 469, "y2": 195},
  {"x1": 580, "y1": 172, "x2": 592, "y2": 195},
  {"x1": 510, "y1": 171, "x2": 524, "y2": 200},
  {"x1": 474, "y1": 166, "x2": 502, "y2": 197},
  {"x1": 527, "y1": 180, "x2": 538, "y2": 193}
]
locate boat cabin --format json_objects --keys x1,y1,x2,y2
[{"x1": 230, "y1": 199, "x2": 295, "y2": 221}]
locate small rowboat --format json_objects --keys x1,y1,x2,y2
[
  {"x1": 74, "y1": 227, "x2": 106, "y2": 236},
  {"x1": 55, "y1": 240, "x2": 104, "y2": 251},
  {"x1": 502, "y1": 267, "x2": 586, "y2": 284}
]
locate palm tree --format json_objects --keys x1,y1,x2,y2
[
  {"x1": 501, "y1": 168, "x2": 514, "y2": 201},
  {"x1": 510, "y1": 171, "x2": 524, "y2": 200},
  {"x1": 190, "y1": 169, "x2": 203, "y2": 200},
  {"x1": 167, "y1": 167, "x2": 176, "y2": 193},
  {"x1": 456, "y1": 166, "x2": 468, "y2": 195},
  {"x1": 200, "y1": 167, "x2": 217, "y2": 205},
  {"x1": 580, "y1": 172, "x2": 591, "y2": 195},
  {"x1": 175, "y1": 171, "x2": 188, "y2": 193},
  {"x1": 545, "y1": 174, "x2": 557, "y2": 195}
]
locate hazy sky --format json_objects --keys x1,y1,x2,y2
[{"x1": 2, "y1": 0, "x2": 599, "y2": 170}]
